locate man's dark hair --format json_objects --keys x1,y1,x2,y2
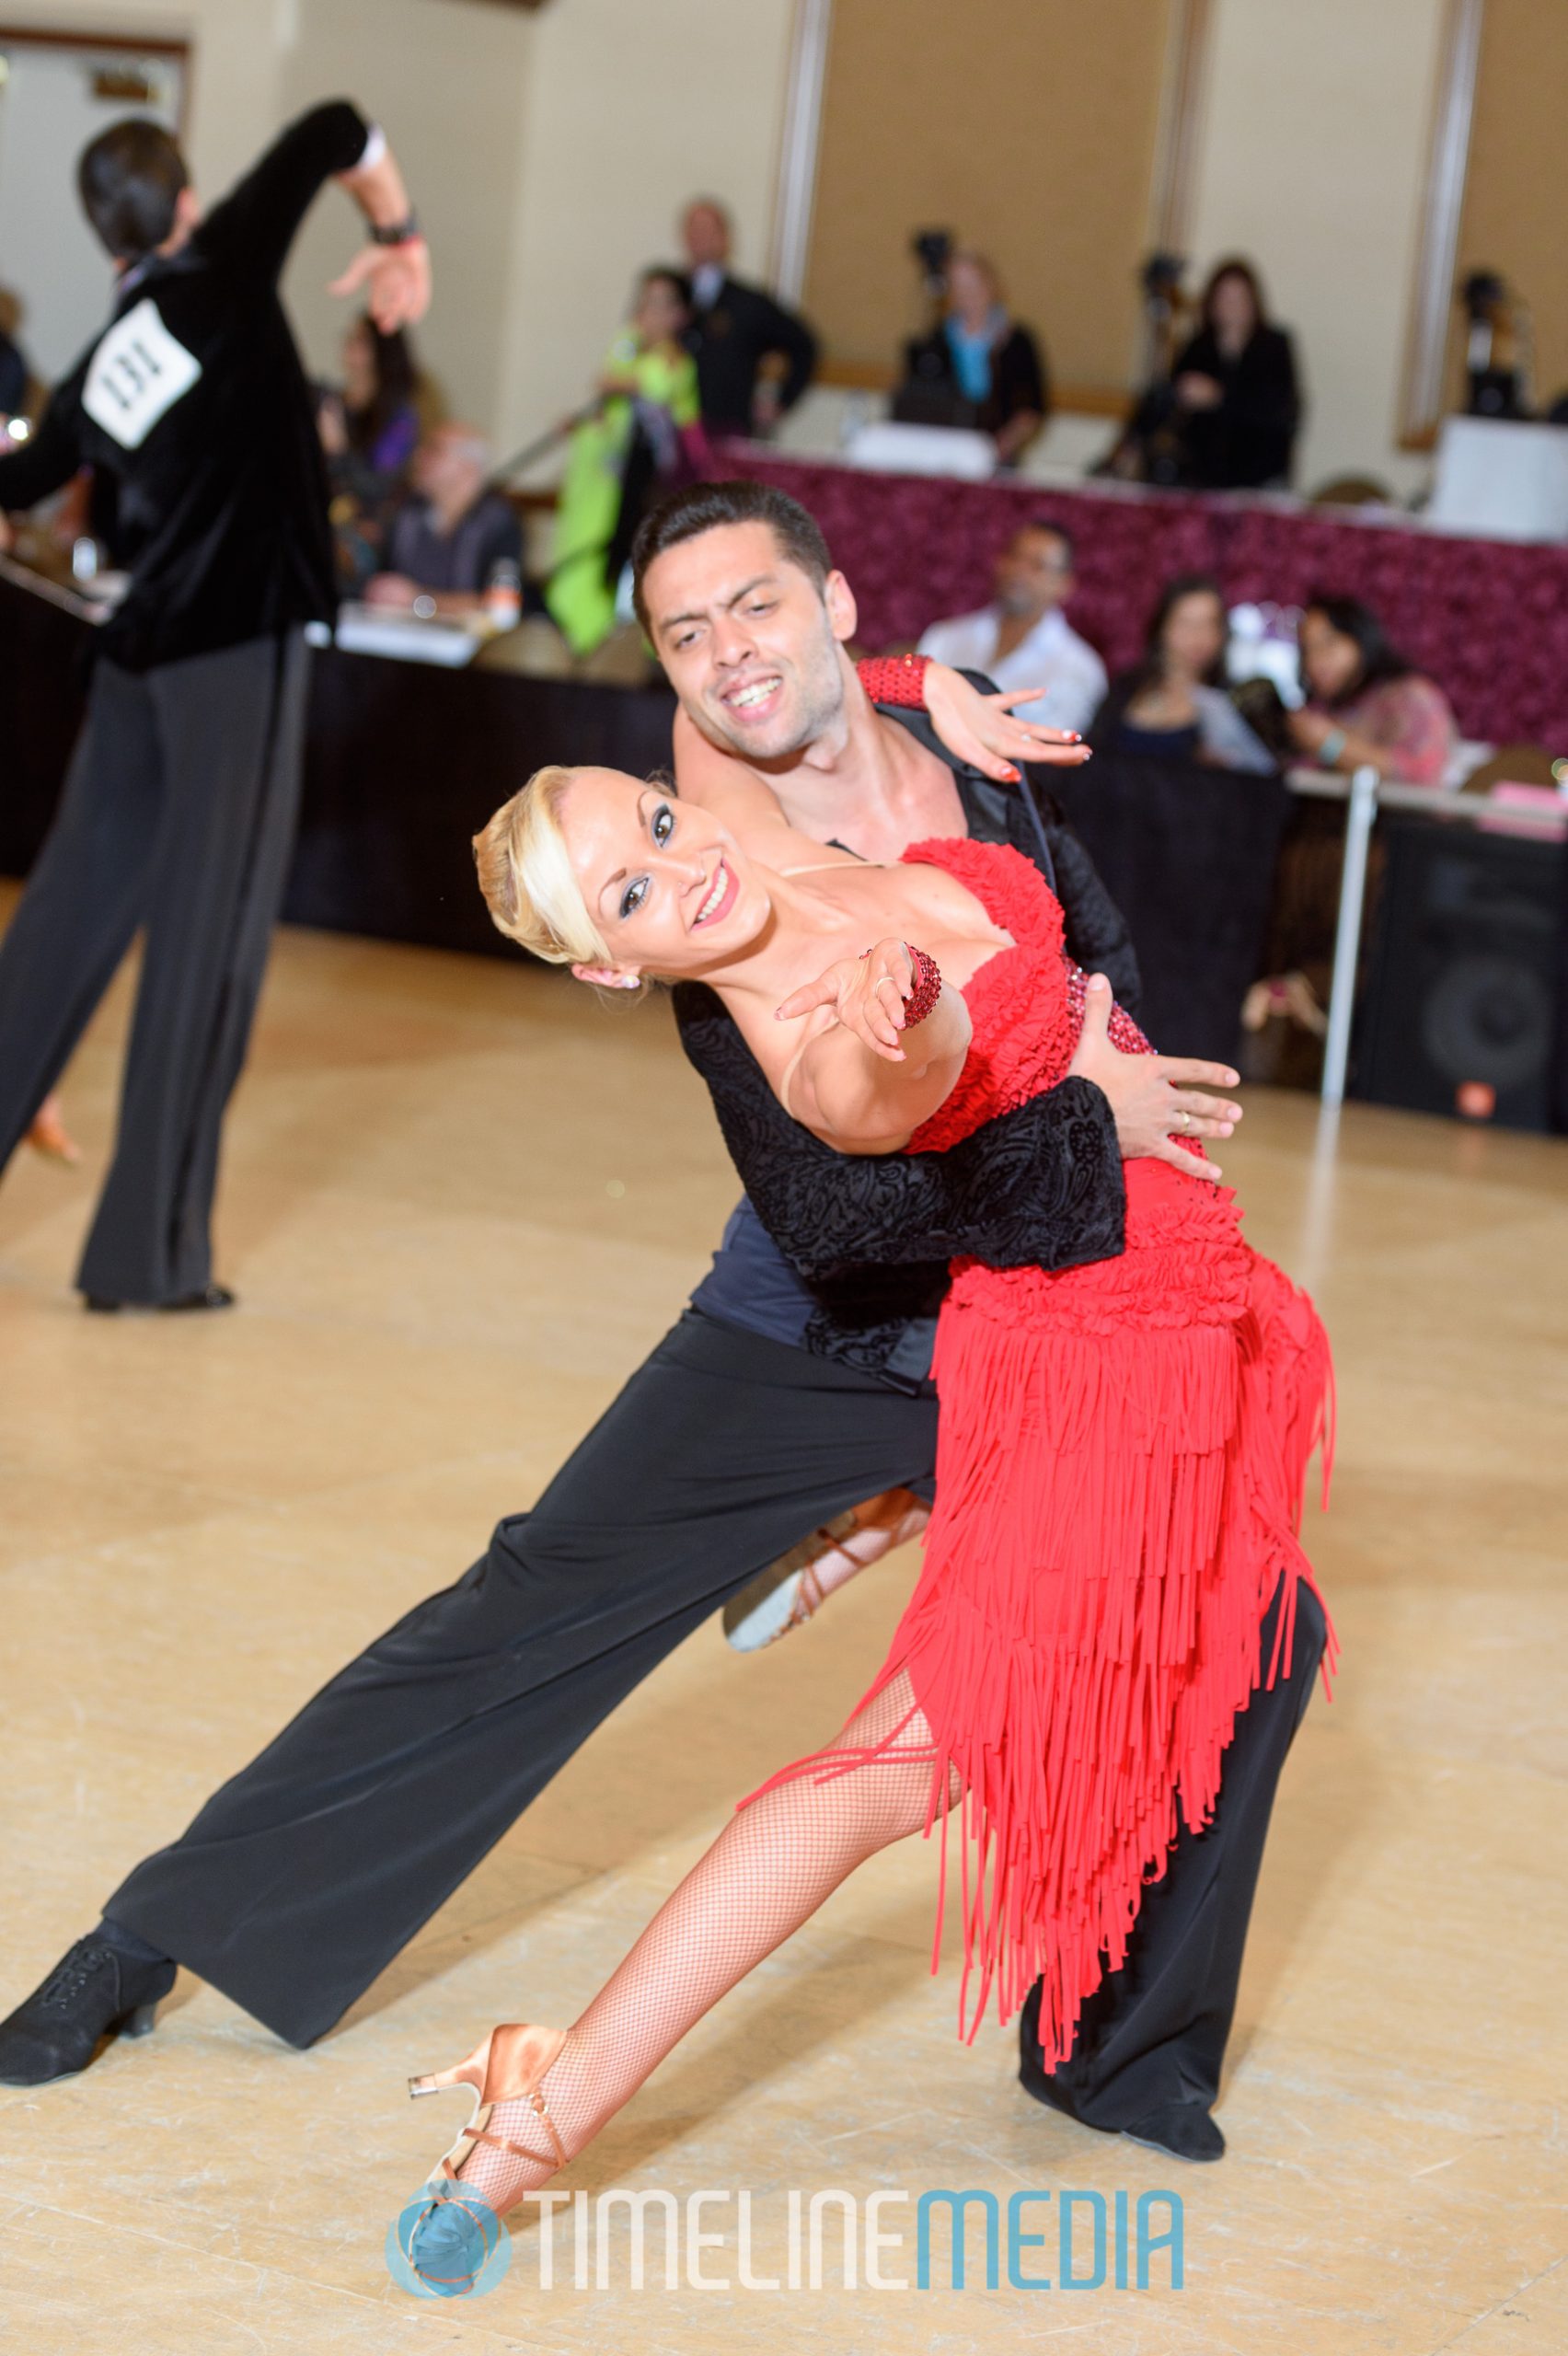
[
  {"x1": 77, "y1": 119, "x2": 189, "y2": 262},
  {"x1": 630, "y1": 479, "x2": 832, "y2": 632},
  {"x1": 1301, "y1": 589, "x2": 1413, "y2": 706},
  {"x1": 1019, "y1": 516, "x2": 1076, "y2": 566}
]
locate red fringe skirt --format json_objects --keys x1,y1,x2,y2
[{"x1": 742, "y1": 1161, "x2": 1334, "y2": 2062}]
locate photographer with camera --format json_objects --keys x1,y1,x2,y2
[
  {"x1": 894, "y1": 239, "x2": 1048, "y2": 469},
  {"x1": 1459, "y1": 271, "x2": 1530, "y2": 421}
]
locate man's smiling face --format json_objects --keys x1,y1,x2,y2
[{"x1": 640, "y1": 520, "x2": 856, "y2": 762}]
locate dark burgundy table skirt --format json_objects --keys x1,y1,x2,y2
[{"x1": 732, "y1": 452, "x2": 1568, "y2": 754}]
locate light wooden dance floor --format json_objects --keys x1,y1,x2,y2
[{"x1": 2, "y1": 895, "x2": 1565, "y2": 2354}]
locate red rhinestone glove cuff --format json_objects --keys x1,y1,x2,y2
[
  {"x1": 857, "y1": 653, "x2": 930, "y2": 710},
  {"x1": 902, "y1": 943, "x2": 942, "y2": 1026}
]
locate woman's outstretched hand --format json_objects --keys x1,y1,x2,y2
[
  {"x1": 923, "y1": 663, "x2": 1093, "y2": 784},
  {"x1": 778, "y1": 939, "x2": 918, "y2": 1062},
  {"x1": 1068, "y1": 974, "x2": 1242, "y2": 1183}
]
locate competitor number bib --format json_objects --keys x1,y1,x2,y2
[{"x1": 83, "y1": 298, "x2": 202, "y2": 450}]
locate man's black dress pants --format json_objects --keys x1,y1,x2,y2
[
  {"x1": 0, "y1": 631, "x2": 309, "y2": 1304},
  {"x1": 1020, "y1": 1575, "x2": 1327, "y2": 2128},
  {"x1": 109, "y1": 1308, "x2": 1324, "y2": 2098}
]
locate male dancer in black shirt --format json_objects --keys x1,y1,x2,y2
[
  {"x1": 0, "y1": 102, "x2": 429, "y2": 1310},
  {"x1": 0, "y1": 487, "x2": 1320, "y2": 2168}
]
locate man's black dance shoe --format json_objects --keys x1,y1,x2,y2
[
  {"x1": 1119, "y1": 2100, "x2": 1226, "y2": 2163},
  {"x1": 1018, "y1": 1998, "x2": 1227, "y2": 2164},
  {"x1": 0, "y1": 1937, "x2": 177, "y2": 2085},
  {"x1": 84, "y1": 1284, "x2": 236, "y2": 1314},
  {"x1": 1020, "y1": 2059, "x2": 1227, "y2": 2163}
]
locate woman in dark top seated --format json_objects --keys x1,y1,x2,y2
[
  {"x1": 897, "y1": 249, "x2": 1048, "y2": 468},
  {"x1": 1090, "y1": 575, "x2": 1274, "y2": 771},
  {"x1": 318, "y1": 314, "x2": 421, "y2": 590},
  {"x1": 1167, "y1": 259, "x2": 1300, "y2": 490}
]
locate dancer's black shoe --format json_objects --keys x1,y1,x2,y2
[
  {"x1": 1017, "y1": 1984, "x2": 1227, "y2": 2163},
  {"x1": 1120, "y1": 2101, "x2": 1226, "y2": 2163},
  {"x1": 84, "y1": 1284, "x2": 236, "y2": 1314},
  {"x1": 1020, "y1": 2055, "x2": 1227, "y2": 2163},
  {"x1": 0, "y1": 1937, "x2": 177, "y2": 2085}
]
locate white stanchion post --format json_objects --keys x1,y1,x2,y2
[{"x1": 1320, "y1": 765, "x2": 1380, "y2": 1108}]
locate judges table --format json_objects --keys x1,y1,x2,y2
[
  {"x1": 4, "y1": 560, "x2": 1562, "y2": 1117},
  {"x1": 0, "y1": 560, "x2": 1291, "y2": 1060},
  {"x1": 0, "y1": 560, "x2": 675, "y2": 965},
  {"x1": 731, "y1": 452, "x2": 1568, "y2": 753}
]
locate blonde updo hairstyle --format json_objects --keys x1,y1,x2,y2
[{"x1": 473, "y1": 764, "x2": 614, "y2": 971}]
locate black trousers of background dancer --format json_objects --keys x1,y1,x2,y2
[
  {"x1": 0, "y1": 630, "x2": 309, "y2": 1305},
  {"x1": 108, "y1": 1308, "x2": 1326, "y2": 2127}
]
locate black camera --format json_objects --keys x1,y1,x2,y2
[
  {"x1": 1460, "y1": 269, "x2": 1505, "y2": 321},
  {"x1": 912, "y1": 228, "x2": 953, "y2": 295}
]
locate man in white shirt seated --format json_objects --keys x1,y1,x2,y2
[{"x1": 918, "y1": 519, "x2": 1106, "y2": 734}]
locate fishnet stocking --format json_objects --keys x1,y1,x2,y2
[{"x1": 446, "y1": 1669, "x2": 953, "y2": 2215}]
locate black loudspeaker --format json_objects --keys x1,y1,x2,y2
[{"x1": 1355, "y1": 814, "x2": 1566, "y2": 1131}]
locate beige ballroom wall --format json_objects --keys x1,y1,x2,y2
[
  {"x1": 1182, "y1": 0, "x2": 1450, "y2": 493},
  {"x1": 278, "y1": 0, "x2": 536, "y2": 434},
  {"x1": 494, "y1": 0, "x2": 797, "y2": 458},
  {"x1": 0, "y1": 0, "x2": 287, "y2": 192},
  {"x1": 0, "y1": 0, "x2": 795, "y2": 453},
  {"x1": 9, "y1": 1, "x2": 1551, "y2": 489},
  {"x1": 0, "y1": 0, "x2": 538, "y2": 433},
  {"x1": 1451, "y1": 0, "x2": 1568, "y2": 414},
  {"x1": 802, "y1": 0, "x2": 1174, "y2": 398}
]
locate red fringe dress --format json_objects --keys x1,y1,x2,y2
[{"x1": 745, "y1": 837, "x2": 1334, "y2": 2064}]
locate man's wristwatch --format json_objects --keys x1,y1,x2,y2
[{"x1": 370, "y1": 212, "x2": 421, "y2": 248}]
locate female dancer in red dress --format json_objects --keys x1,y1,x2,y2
[{"x1": 402, "y1": 761, "x2": 1332, "y2": 2261}]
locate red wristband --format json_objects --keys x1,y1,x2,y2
[
  {"x1": 857, "y1": 653, "x2": 929, "y2": 710},
  {"x1": 902, "y1": 943, "x2": 942, "y2": 1026}
]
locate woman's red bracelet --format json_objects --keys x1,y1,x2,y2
[
  {"x1": 856, "y1": 653, "x2": 930, "y2": 710},
  {"x1": 902, "y1": 944, "x2": 942, "y2": 1026}
]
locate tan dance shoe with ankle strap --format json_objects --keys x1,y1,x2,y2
[{"x1": 408, "y1": 2020, "x2": 569, "y2": 2187}]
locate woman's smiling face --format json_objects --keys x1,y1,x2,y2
[{"x1": 557, "y1": 767, "x2": 774, "y2": 983}]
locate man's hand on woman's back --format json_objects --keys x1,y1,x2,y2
[{"x1": 1068, "y1": 974, "x2": 1241, "y2": 1184}]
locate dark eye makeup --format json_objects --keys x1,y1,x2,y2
[{"x1": 618, "y1": 801, "x2": 675, "y2": 919}]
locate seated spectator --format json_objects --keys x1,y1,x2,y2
[
  {"x1": 680, "y1": 198, "x2": 817, "y2": 436},
  {"x1": 918, "y1": 519, "x2": 1105, "y2": 733},
  {"x1": 1286, "y1": 593, "x2": 1458, "y2": 785},
  {"x1": 340, "y1": 313, "x2": 420, "y2": 478},
  {"x1": 1165, "y1": 259, "x2": 1300, "y2": 490},
  {"x1": 547, "y1": 266, "x2": 709, "y2": 656},
  {"x1": 896, "y1": 249, "x2": 1048, "y2": 468},
  {"x1": 365, "y1": 423, "x2": 523, "y2": 618},
  {"x1": 1090, "y1": 575, "x2": 1274, "y2": 771},
  {"x1": 319, "y1": 314, "x2": 421, "y2": 590},
  {"x1": 0, "y1": 322, "x2": 28, "y2": 421}
]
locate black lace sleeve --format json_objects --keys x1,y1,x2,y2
[{"x1": 673, "y1": 983, "x2": 1125, "y2": 1279}]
